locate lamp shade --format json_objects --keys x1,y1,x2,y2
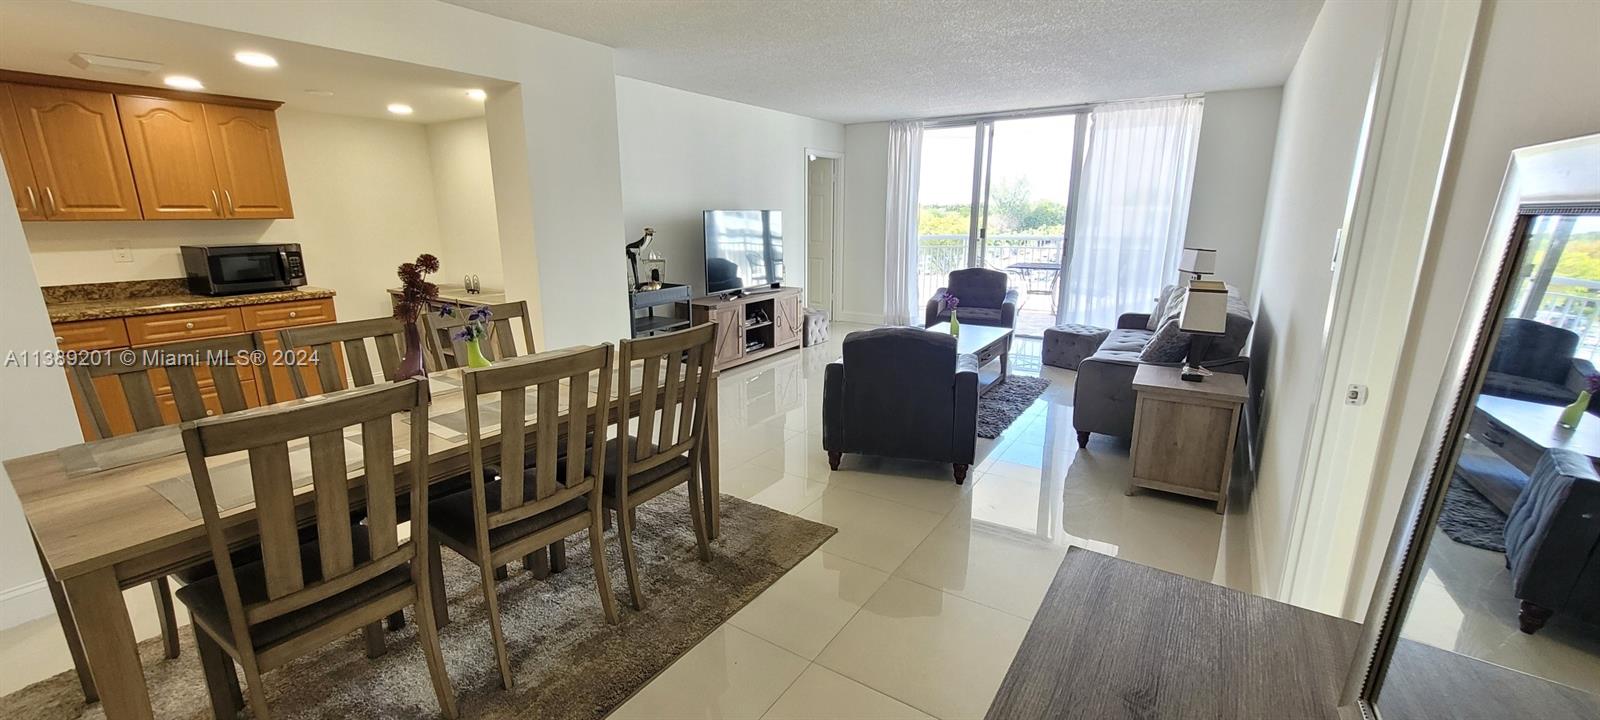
[
  {"x1": 1179, "y1": 247, "x2": 1217, "y2": 276},
  {"x1": 1179, "y1": 281, "x2": 1229, "y2": 335}
]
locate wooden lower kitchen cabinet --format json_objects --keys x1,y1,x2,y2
[{"x1": 52, "y1": 295, "x2": 337, "y2": 440}]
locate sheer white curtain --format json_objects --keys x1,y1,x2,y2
[
  {"x1": 884, "y1": 120, "x2": 923, "y2": 326},
  {"x1": 1059, "y1": 98, "x2": 1203, "y2": 327}
]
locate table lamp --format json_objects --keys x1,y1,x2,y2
[
  {"x1": 1178, "y1": 280, "x2": 1228, "y2": 382},
  {"x1": 1179, "y1": 247, "x2": 1217, "y2": 282}
]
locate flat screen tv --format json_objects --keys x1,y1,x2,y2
[{"x1": 704, "y1": 210, "x2": 783, "y2": 294}]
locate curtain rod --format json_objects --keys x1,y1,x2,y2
[{"x1": 914, "y1": 91, "x2": 1204, "y2": 127}]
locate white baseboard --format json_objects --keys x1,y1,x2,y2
[
  {"x1": 832, "y1": 311, "x2": 884, "y2": 326},
  {"x1": 0, "y1": 577, "x2": 53, "y2": 629}
]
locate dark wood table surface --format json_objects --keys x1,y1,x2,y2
[{"x1": 989, "y1": 548, "x2": 1600, "y2": 719}]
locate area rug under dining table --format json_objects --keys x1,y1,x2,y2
[{"x1": 1, "y1": 490, "x2": 834, "y2": 720}]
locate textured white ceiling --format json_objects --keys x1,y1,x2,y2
[{"x1": 446, "y1": 0, "x2": 1323, "y2": 124}]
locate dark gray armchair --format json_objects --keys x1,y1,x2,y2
[
  {"x1": 924, "y1": 267, "x2": 1019, "y2": 329},
  {"x1": 823, "y1": 327, "x2": 978, "y2": 483},
  {"x1": 1483, "y1": 318, "x2": 1596, "y2": 409},
  {"x1": 1504, "y1": 448, "x2": 1600, "y2": 633}
]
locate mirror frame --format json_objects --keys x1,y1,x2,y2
[{"x1": 1341, "y1": 133, "x2": 1600, "y2": 718}]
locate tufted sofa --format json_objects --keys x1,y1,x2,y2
[{"x1": 1073, "y1": 285, "x2": 1253, "y2": 446}]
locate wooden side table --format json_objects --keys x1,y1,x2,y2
[{"x1": 1129, "y1": 364, "x2": 1248, "y2": 513}]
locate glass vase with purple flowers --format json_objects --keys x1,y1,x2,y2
[
  {"x1": 944, "y1": 294, "x2": 961, "y2": 337},
  {"x1": 445, "y1": 304, "x2": 495, "y2": 368}
]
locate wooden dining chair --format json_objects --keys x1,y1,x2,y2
[
  {"x1": 427, "y1": 344, "x2": 619, "y2": 690},
  {"x1": 600, "y1": 323, "x2": 717, "y2": 610},
  {"x1": 66, "y1": 334, "x2": 267, "y2": 661},
  {"x1": 274, "y1": 317, "x2": 411, "y2": 400},
  {"x1": 71, "y1": 334, "x2": 269, "y2": 439},
  {"x1": 176, "y1": 379, "x2": 457, "y2": 719},
  {"x1": 422, "y1": 300, "x2": 537, "y2": 370}
]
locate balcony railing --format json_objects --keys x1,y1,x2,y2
[{"x1": 1534, "y1": 276, "x2": 1600, "y2": 363}]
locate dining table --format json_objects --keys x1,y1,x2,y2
[{"x1": 4, "y1": 356, "x2": 721, "y2": 720}]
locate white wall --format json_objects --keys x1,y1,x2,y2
[
  {"x1": 1348, "y1": 0, "x2": 1600, "y2": 608},
  {"x1": 1186, "y1": 87, "x2": 1283, "y2": 297},
  {"x1": 425, "y1": 117, "x2": 503, "y2": 291},
  {"x1": 614, "y1": 77, "x2": 844, "y2": 297},
  {"x1": 839, "y1": 122, "x2": 890, "y2": 324},
  {"x1": 835, "y1": 90, "x2": 1282, "y2": 324},
  {"x1": 24, "y1": 108, "x2": 448, "y2": 322},
  {"x1": 0, "y1": 162, "x2": 81, "y2": 628},
  {"x1": 1243, "y1": 0, "x2": 1392, "y2": 597}
]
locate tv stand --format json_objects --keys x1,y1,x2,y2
[{"x1": 691, "y1": 286, "x2": 803, "y2": 370}]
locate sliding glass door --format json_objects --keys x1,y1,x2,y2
[{"x1": 915, "y1": 114, "x2": 1081, "y2": 336}]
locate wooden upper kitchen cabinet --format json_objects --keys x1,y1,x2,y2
[
  {"x1": 116, "y1": 95, "x2": 224, "y2": 219},
  {"x1": 203, "y1": 103, "x2": 294, "y2": 219},
  {"x1": 5, "y1": 82, "x2": 141, "y2": 220},
  {"x1": 0, "y1": 84, "x2": 44, "y2": 220},
  {"x1": 0, "y1": 71, "x2": 294, "y2": 222}
]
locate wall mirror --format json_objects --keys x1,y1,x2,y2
[{"x1": 1346, "y1": 134, "x2": 1600, "y2": 719}]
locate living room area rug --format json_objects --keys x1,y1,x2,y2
[
  {"x1": 1440, "y1": 473, "x2": 1509, "y2": 553},
  {"x1": 978, "y1": 376, "x2": 1050, "y2": 438},
  {"x1": 0, "y1": 489, "x2": 835, "y2": 720}
]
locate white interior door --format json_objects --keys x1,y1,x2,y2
[{"x1": 807, "y1": 156, "x2": 837, "y2": 313}]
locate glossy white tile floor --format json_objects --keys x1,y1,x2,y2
[
  {"x1": 0, "y1": 324, "x2": 1237, "y2": 718},
  {"x1": 1399, "y1": 527, "x2": 1600, "y2": 695},
  {"x1": 612, "y1": 324, "x2": 1232, "y2": 719}
]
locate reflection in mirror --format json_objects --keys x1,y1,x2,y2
[{"x1": 1377, "y1": 210, "x2": 1600, "y2": 717}]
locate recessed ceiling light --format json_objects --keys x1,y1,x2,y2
[
  {"x1": 387, "y1": 103, "x2": 414, "y2": 115},
  {"x1": 234, "y1": 51, "x2": 278, "y2": 68},
  {"x1": 303, "y1": 89, "x2": 334, "y2": 97},
  {"x1": 164, "y1": 75, "x2": 204, "y2": 91},
  {"x1": 465, "y1": 88, "x2": 487, "y2": 101}
]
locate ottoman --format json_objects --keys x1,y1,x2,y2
[
  {"x1": 803, "y1": 307, "x2": 830, "y2": 347},
  {"x1": 1042, "y1": 323, "x2": 1110, "y2": 370}
]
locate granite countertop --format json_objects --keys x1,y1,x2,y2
[
  {"x1": 44, "y1": 279, "x2": 337, "y2": 323},
  {"x1": 388, "y1": 283, "x2": 507, "y2": 306}
]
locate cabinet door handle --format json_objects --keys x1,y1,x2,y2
[
  {"x1": 288, "y1": 310, "x2": 298, "y2": 318},
  {"x1": 184, "y1": 322, "x2": 195, "y2": 330},
  {"x1": 223, "y1": 190, "x2": 234, "y2": 216},
  {"x1": 25, "y1": 186, "x2": 38, "y2": 213},
  {"x1": 211, "y1": 189, "x2": 221, "y2": 216},
  {"x1": 44, "y1": 187, "x2": 56, "y2": 215}
]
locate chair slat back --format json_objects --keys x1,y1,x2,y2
[
  {"x1": 72, "y1": 335, "x2": 265, "y2": 439},
  {"x1": 422, "y1": 301, "x2": 537, "y2": 370},
  {"x1": 461, "y1": 344, "x2": 612, "y2": 535},
  {"x1": 181, "y1": 380, "x2": 430, "y2": 651},
  {"x1": 615, "y1": 324, "x2": 716, "y2": 500},
  {"x1": 277, "y1": 317, "x2": 409, "y2": 399}
]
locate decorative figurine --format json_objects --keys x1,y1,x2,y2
[{"x1": 626, "y1": 227, "x2": 655, "y2": 291}]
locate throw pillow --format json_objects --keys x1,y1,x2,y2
[
  {"x1": 1146, "y1": 285, "x2": 1182, "y2": 331},
  {"x1": 1140, "y1": 319, "x2": 1191, "y2": 364}
]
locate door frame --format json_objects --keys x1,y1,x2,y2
[{"x1": 803, "y1": 147, "x2": 844, "y2": 317}]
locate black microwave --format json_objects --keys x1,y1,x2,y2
[{"x1": 181, "y1": 244, "x2": 307, "y2": 296}]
